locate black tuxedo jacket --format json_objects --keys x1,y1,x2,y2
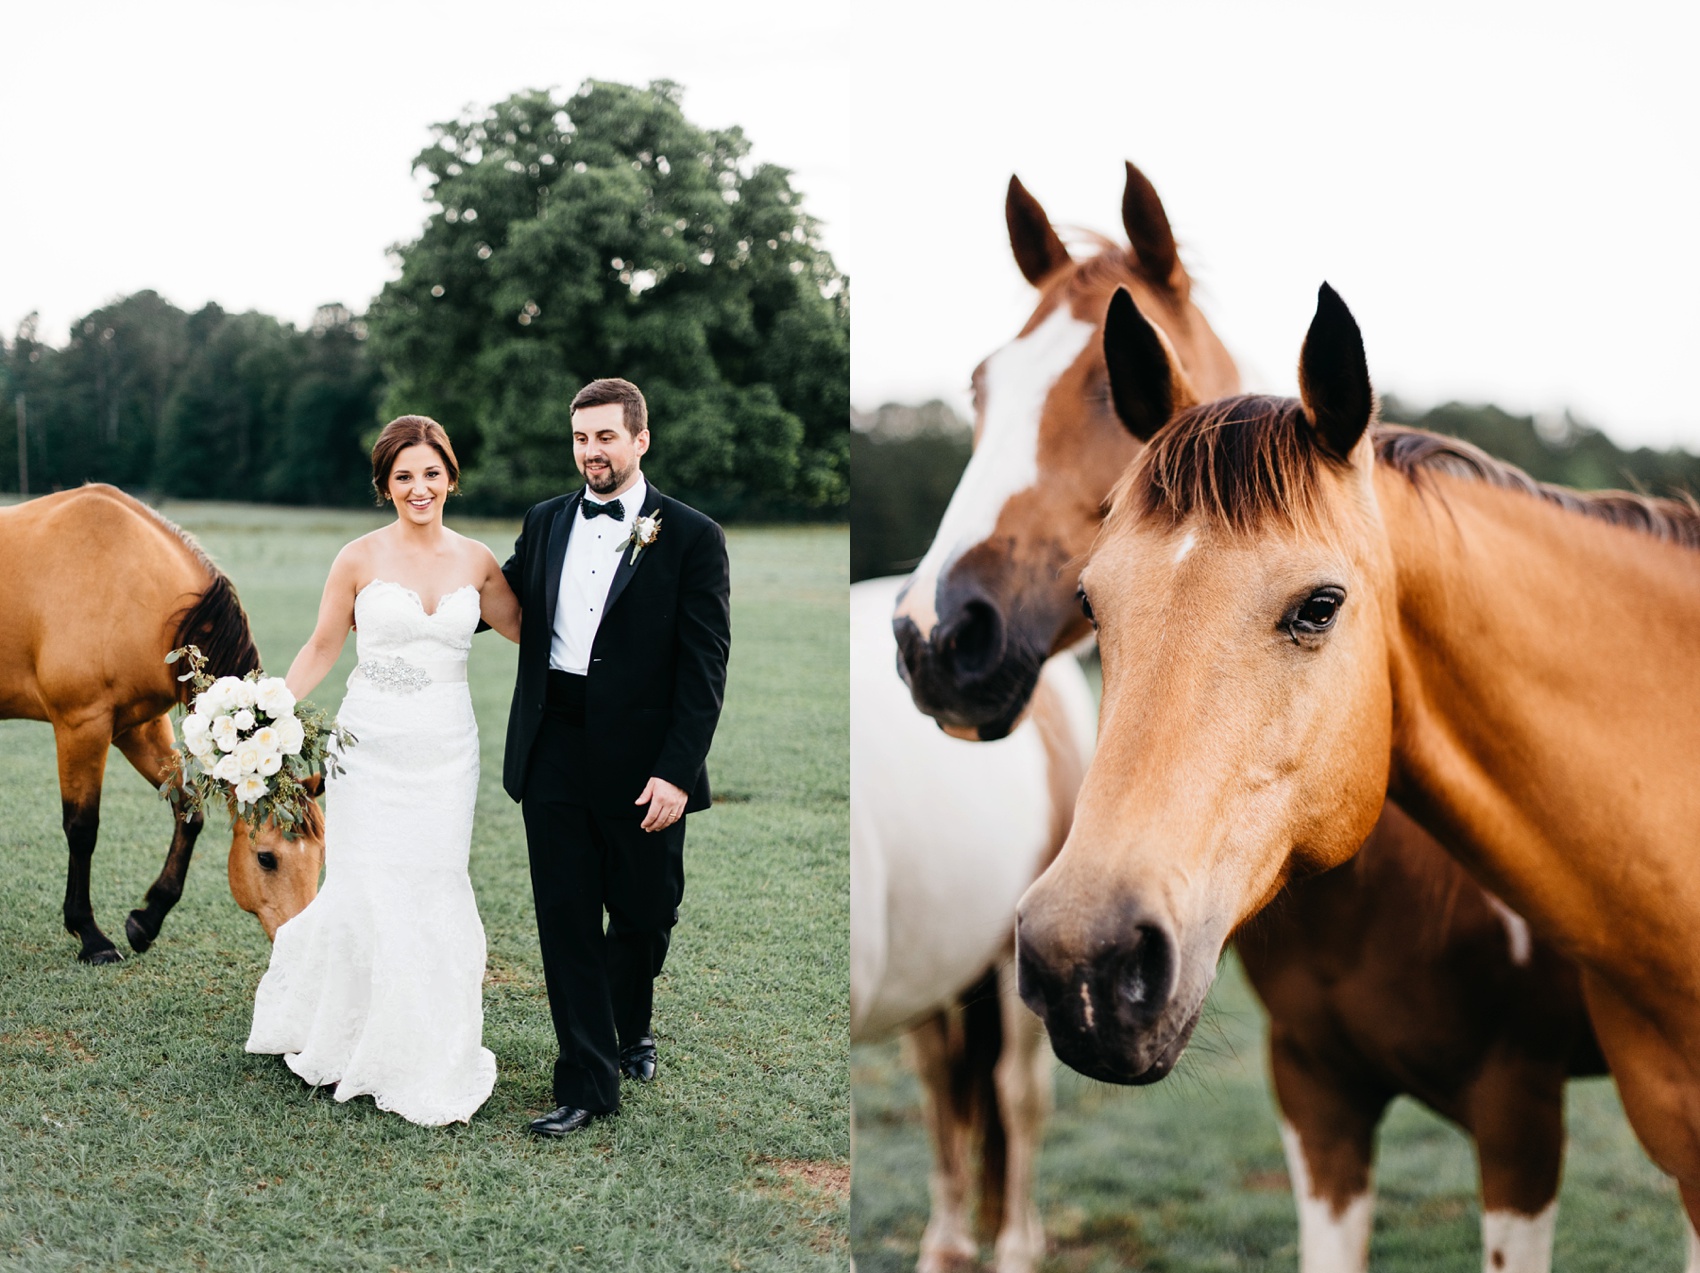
[{"x1": 498, "y1": 481, "x2": 731, "y2": 814}]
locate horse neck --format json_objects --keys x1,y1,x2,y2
[{"x1": 1377, "y1": 467, "x2": 1700, "y2": 984}]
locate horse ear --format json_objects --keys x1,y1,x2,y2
[
  {"x1": 300, "y1": 772, "x2": 324, "y2": 799},
  {"x1": 1103, "y1": 288, "x2": 1196, "y2": 442},
  {"x1": 1006, "y1": 174, "x2": 1070, "y2": 286},
  {"x1": 1298, "y1": 283, "x2": 1374, "y2": 462},
  {"x1": 1121, "y1": 161, "x2": 1179, "y2": 288}
]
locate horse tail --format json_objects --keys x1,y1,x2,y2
[
  {"x1": 170, "y1": 569, "x2": 262, "y2": 699},
  {"x1": 959, "y1": 966, "x2": 1008, "y2": 1242}
]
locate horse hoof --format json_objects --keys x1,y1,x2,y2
[
  {"x1": 79, "y1": 946, "x2": 124, "y2": 966},
  {"x1": 125, "y1": 912, "x2": 155, "y2": 953}
]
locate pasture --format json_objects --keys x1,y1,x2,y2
[
  {"x1": 852, "y1": 940, "x2": 1685, "y2": 1271},
  {"x1": 0, "y1": 502, "x2": 848, "y2": 1271}
]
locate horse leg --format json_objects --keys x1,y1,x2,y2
[
  {"x1": 1464, "y1": 1050, "x2": 1563, "y2": 1273},
  {"x1": 903, "y1": 1007, "x2": 979, "y2": 1273},
  {"x1": 113, "y1": 714, "x2": 205, "y2": 953},
  {"x1": 1268, "y1": 1030, "x2": 1389, "y2": 1273},
  {"x1": 53, "y1": 717, "x2": 119, "y2": 964},
  {"x1": 990, "y1": 960, "x2": 1050, "y2": 1273}
]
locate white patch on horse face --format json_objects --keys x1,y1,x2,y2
[
  {"x1": 1279, "y1": 1119, "x2": 1373, "y2": 1273},
  {"x1": 1484, "y1": 894, "x2": 1533, "y2": 966},
  {"x1": 1173, "y1": 529, "x2": 1198, "y2": 564},
  {"x1": 894, "y1": 306, "x2": 1096, "y2": 637},
  {"x1": 1481, "y1": 1203, "x2": 1556, "y2": 1273}
]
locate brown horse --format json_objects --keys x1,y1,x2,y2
[
  {"x1": 892, "y1": 163, "x2": 1238, "y2": 740},
  {"x1": 1024, "y1": 281, "x2": 1700, "y2": 1252},
  {"x1": 0, "y1": 485, "x2": 323, "y2": 961},
  {"x1": 894, "y1": 174, "x2": 1608, "y2": 1270}
]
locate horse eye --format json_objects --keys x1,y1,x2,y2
[
  {"x1": 1077, "y1": 587, "x2": 1097, "y2": 627},
  {"x1": 1287, "y1": 587, "x2": 1345, "y2": 638},
  {"x1": 256, "y1": 851, "x2": 278, "y2": 872}
]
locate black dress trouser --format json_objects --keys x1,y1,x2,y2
[{"x1": 522, "y1": 709, "x2": 685, "y2": 1113}]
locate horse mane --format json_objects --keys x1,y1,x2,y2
[
  {"x1": 1105, "y1": 399, "x2": 1700, "y2": 553},
  {"x1": 1375, "y1": 427, "x2": 1700, "y2": 551},
  {"x1": 98, "y1": 486, "x2": 264, "y2": 695}
]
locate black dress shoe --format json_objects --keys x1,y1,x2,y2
[
  {"x1": 619, "y1": 1036, "x2": 658, "y2": 1082},
  {"x1": 527, "y1": 1105, "x2": 606, "y2": 1137}
]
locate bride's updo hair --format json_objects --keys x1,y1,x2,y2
[{"x1": 371, "y1": 415, "x2": 460, "y2": 503}]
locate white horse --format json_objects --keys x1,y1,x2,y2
[{"x1": 852, "y1": 574, "x2": 1094, "y2": 1273}]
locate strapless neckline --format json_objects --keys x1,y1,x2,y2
[{"x1": 358, "y1": 579, "x2": 479, "y2": 619}]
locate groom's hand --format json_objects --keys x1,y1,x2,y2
[{"x1": 637, "y1": 777, "x2": 688, "y2": 832}]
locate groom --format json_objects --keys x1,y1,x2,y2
[{"x1": 495, "y1": 377, "x2": 731, "y2": 1135}]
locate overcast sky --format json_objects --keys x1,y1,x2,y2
[
  {"x1": 850, "y1": 0, "x2": 1700, "y2": 450},
  {"x1": 2, "y1": 0, "x2": 848, "y2": 345}
]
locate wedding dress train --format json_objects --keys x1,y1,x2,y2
[{"x1": 246, "y1": 580, "x2": 496, "y2": 1126}]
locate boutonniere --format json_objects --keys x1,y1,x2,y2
[{"x1": 624, "y1": 514, "x2": 662, "y2": 565}]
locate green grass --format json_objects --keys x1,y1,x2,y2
[
  {"x1": 852, "y1": 955, "x2": 1685, "y2": 1271},
  {"x1": 0, "y1": 503, "x2": 848, "y2": 1271}
]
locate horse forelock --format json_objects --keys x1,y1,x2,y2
[{"x1": 1102, "y1": 395, "x2": 1336, "y2": 542}]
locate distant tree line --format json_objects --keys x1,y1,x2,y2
[
  {"x1": 0, "y1": 80, "x2": 848, "y2": 522},
  {"x1": 850, "y1": 398, "x2": 1700, "y2": 584}
]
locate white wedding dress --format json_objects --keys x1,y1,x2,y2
[{"x1": 246, "y1": 580, "x2": 496, "y2": 1126}]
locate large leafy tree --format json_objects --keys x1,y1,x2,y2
[{"x1": 367, "y1": 80, "x2": 849, "y2": 519}]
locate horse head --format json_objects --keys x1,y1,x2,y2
[
  {"x1": 1016, "y1": 285, "x2": 1396, "y2": 1083},
  {"x1": 228, "y1": 774, "x2": 325, "y2": 939},
  {"x1": 892, "y1": 163, "x2": 1239, "y2": 740}
]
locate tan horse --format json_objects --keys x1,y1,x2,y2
[
  {"x1": 892, "y1": 163, "x2": 1238, "y2": 740},
  {"x1": 895, "y1": 174, "x2": 1604, "y2": 1270},
  {"x1": 0, "y1": 485, "x2": 323, "y2": 961},
  {"x1": 1022, "y1": 282, "x2": 1700, "y2": 1257}
]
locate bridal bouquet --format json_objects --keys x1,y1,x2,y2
[{"x1": 160, "y1": 644, "x2": 355, "y2": 837}]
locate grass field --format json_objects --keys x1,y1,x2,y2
[
  {"x1": 0, "y1": 501, "x2": 848, "y2": 1271},
  {"x1": 853, "y1": 944, "x2": 1686, "y2": 1272}
]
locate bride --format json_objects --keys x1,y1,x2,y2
[{"x1": 245, "y1": 414, "x2": 521, "y2": 1125}]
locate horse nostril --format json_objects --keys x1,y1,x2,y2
[
  {"x1": 942, "y1": 599, "x2": 1004, "y2": 681},
  {"x1": 1107, "y1": 924, "x2": 1175, "y2": 1028}
]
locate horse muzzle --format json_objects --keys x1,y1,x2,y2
[
  {"x1": 1015, "y1": 905, "x2": 1203, "y2": 1085},
  {"x1": 892, "y1": 590, "x2": 1045, "y2": 741}
]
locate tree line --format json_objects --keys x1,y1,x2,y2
[
  {"x1": 850, "y1": 398, "x2": 1700, "y2": 583},
  {"x1": 0, "y1": 80, "x2": 848, "y2": 522}
]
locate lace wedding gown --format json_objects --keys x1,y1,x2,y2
[{"x1": 246, "y1": 580, "x2": 496, "y2": 1126}]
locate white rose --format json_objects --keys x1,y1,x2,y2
[
  {"x1": 254, "y1": 678, "x2": 296, "y2": 718},
  {"x1": 232, "y1": 708, "x2": 256, "y2": 732},
  {"x1": 257, "y1": 751, "x2": 283, "y2": 777},
  {"x1": 212, "y1": 716, "x2": 239, "y2": 752},
  {"x1": 252, "y1": 726, "x2": 279, "y2": 751},
  {"x1": 235, "y1": 742, "x2": 262, "y2": 774},
  {"x1": 234, "y1": 774, "x2": 268, "y2": 806},
  {"x1": 182, "y1": 714, "x2": 209, "y2": 742},
  {"x1": 187, "y1": 733, "x2": 216, "y2": 760},
  {"x1": 233, "y1": 679, "x2": 258, "y2": 709},
  {"x1": 208, "y1": 677, "x2": 244, "y2": 712},
  {"x1": 213, "y1": 754, "x2": 242, "y2": 783},
  {"x1": 275, "y1": 715, "x2": 306, "y2": 755}
]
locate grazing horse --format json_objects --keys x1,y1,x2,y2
[
  {"x1": 0, "y1": 485, "x2": 323, "y2": 961},
  {"x1": 899, "y1": 172, "x2": 1618, "y2": 1272},
  {"x1": 1024, "y1": 282, "x2": 1700, "y2": 1261},
  {"x1": 853, "y1": 576, "x2": 1094, "y2": 1273}
]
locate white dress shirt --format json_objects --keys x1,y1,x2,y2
[{"x1": 550, "y1": 476, "x2": 647, "y2": 674}]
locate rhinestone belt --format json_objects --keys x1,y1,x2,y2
[{"x1": 351, "y1": 654, "x2": 469, "y2": 693}]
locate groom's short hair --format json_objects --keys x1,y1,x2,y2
[{"x1": 571, "y1": 378, "x2": 647, "y2": 437}]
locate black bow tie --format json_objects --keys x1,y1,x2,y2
[{"x1": 581, "y1": 497, "x2": 624, "y2": 521}]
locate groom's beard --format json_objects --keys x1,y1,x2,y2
[{"x1": 583, "y1": 457, "x2": 635, "y2": 495}]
